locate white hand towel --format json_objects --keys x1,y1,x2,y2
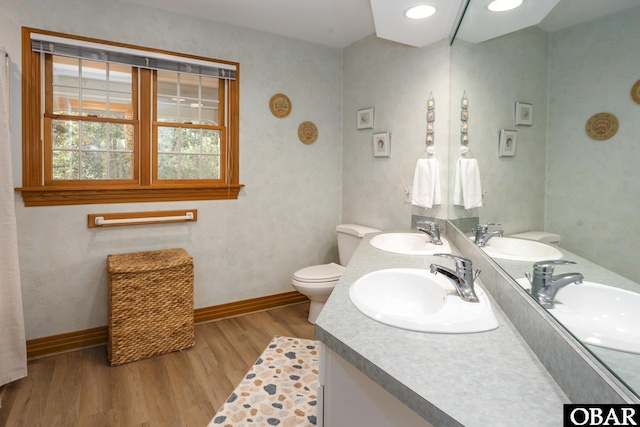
[
  {"x1": 453, "y1": 158, "x2": 464, "y2": 207},
  {"x1": 411, "y1": 158, "x2": 441, "y2": 209},
  {"x1": 453, "y1": 158, "x2": 483, "y2": 209}
]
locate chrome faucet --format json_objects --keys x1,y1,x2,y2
[
  {"x1": 524, "y1": 260, "x2": 584, "y2": 309},
  {"x1": 429, "y1": 254, "x2": 481, "y2": 303},
  {"x1": 416, "y1": 221, "x2": 443, "y2": 245},
  {"x1": 474, "y1": 223, "x2": 503, "y2": 247}
]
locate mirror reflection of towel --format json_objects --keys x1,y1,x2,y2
[
  {"x1": 453, "y1": 158, "x2": 483, "y2": 209},
  {"x1": 411, "y1": 158, "x2": 441, "y2": 209}
]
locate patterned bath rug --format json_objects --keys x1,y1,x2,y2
[{"x1": 208, "y1": 335, "x2": 321, "y2": 427}]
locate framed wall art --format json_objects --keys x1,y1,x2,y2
[
  {"x1": 373, "y1": 131, "x2": 390, "y2": 157},
  {"x1": 515, "y1": 102, "x2": 533, "y2": 126},
  {"x1": 357, "y1": 107, "x2": 374, "y2": 130},
  {"x1": 498, "y1": 129, "x2": 517, "y2": 157}
]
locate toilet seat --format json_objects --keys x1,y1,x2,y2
[{"x1": 293, "y1": 262, "x2": 345, "y2": 283}]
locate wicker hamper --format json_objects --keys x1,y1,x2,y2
[{"x1": 107, "y1": 248, "x2": 194, "y2": 366}]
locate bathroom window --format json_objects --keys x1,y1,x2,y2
[{"x1": 19, "y1": 27, "x2": 242, "y2": 206}]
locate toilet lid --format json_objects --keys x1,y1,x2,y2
[{"x1": 293, "y1": 262, "x2": 345, "y2": 282}]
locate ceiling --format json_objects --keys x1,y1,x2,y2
[{"x1": 121, "y1": 0, "x2": 640, "y2": 49}]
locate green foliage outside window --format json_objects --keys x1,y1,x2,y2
[{"x1": 52, "y1": 119, "x2": 133, "y2": 180}]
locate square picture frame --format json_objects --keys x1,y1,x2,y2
[
  {"x1": 515, "y1": 102, "x2": 533, "y2": 126},
  {"x1": 498, "y1": 129, "x2": 517, "y2": 157},
  {"x1": 373, "y1": 131, "x2": 390, "y2": 157},
  {"x1": 357, "y1": 107, "x2": 374, "y2": 130}
]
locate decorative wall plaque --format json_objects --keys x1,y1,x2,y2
[
  {"x1": 269, "y1": 93, "x2": 291, "y2": 118},
  {"x1": 585, "y1": 112, "x2": 619, "y2": 140},
  {"x1": 632, "y1": 80, "x2": 640, "y2": 104},
  {"x1": 460, "y1": 91, "x2": 469, "y2": 145},
  {"x1": 426, "y1": 92, "x2": 435, "y2": 147},
  {"x1": 298, "y1": 121, "x2": 318, "y2": 144}
]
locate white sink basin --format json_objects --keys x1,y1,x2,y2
[
  {"x1": 517, "y1": 278, "x2": 640, "y2": 354},
  {"x1": 369, "y1": 233, "x2": 453, "y2": 255},
  {"x1": 480, "y1": 237, "x2": 563, "y2": 262},
  {"x1": 349, "y1": 268, "x2": 498, "y2": 333}
]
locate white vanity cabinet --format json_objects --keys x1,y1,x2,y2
[{"x1": 319, "y1": 345, "x2": 434, "y2": 427}]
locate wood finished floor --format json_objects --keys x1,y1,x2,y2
[{"x1": 0, "y1": 303, "x2": 315, "y2": 427}]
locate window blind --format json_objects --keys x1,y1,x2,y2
[{"x1": 30, "y1": 33, "x2": 236, "y2": 80}]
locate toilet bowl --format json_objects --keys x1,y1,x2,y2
[{"x1": 292, "y1": 224, "x2": 380, "y2": 323}]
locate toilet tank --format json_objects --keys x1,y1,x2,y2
[{"x1": 336, "y1": 224, "x2": 381, "y2": 266}]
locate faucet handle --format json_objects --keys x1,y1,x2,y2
[
  {"x1": 417, "y1": 220, "x2": 444, "y2": 234},
  {"x1": 477, "y1": 222, "x2": 500, "y2": 231},
  {"x1": 532, "y1": 260, "x2": 576, "y2": 277},
  {"x1": 474, "y1": 222, "x2": 501, "y2": 235},
  {"x1": 416, "y1": 220, "x2": 437, "y2": 231},
  {"x1": 434, "y1": 253, "x2": 472, "y2": 270}
]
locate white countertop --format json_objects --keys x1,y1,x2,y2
[{"x1": 314, "y1": 232, "x2": 569, "y2": 427}]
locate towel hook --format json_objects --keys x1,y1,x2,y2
[{"x1": 425, "y1": 146, "x2": 436, "y2": 157}]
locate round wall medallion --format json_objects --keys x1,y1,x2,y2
[
  {"x1": 298, "y1": 121, "x2": 318, "y2": 144},
  {"x1": 632, "y1": 80, "x2": 640, "y2": 104},
  {"x1": 585, "y1": 112, "x2": 619, "y2": 140},
  {"x1": 269, "y1": 93, "x2": 291, "y2": 118}
]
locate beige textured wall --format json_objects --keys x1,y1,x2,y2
[
  {"x1": 546, "y1": 7, "x2": 640, "y2": 283},
  {"x1": 341, "y1": 35, "x2": 451, "y2": 231},
  {"x1": 448, "y1": 27, "x2": 549, "y2": 234},
  {"x1": 1, "y1": 0, "x2": 343, "y2": 339}
]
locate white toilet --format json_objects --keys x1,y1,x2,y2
[{"x1": 292, "y1": 224, "x2": 380, "y2": 323}]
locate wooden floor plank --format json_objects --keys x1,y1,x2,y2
[
  {"x1": 162, "y1": 347, "x2": 215, "y2": 422},
  {"x1": 136, "y1": 356, "x2": 184, "y2": 427},
  {"x1": 0, "y1": 302, "x2": 313, "y2": 427},
  {"x1": 109, "y1": 361, "x2": 149, "y2": 426},
  {"x1": 0, "y1": 356, "x2": 57, "y2": 427},
  {"x1": 78, "y1": 346, "x2": 113, "y2": 419},
  {"x1": 42, "y1": 351, "x2": 83, "y2": 426},
  {"x1": 215, "y1": 317, "x2": 266, "y2": 366},
  {"x1": 184, "y1": 337, "x2": 236, "y2": 409}
]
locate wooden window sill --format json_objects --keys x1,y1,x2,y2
[{"x1": 16, "y1": 184, "x2": 244, "y2": 206}]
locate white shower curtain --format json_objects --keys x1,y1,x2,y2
[{"x1": 0, "y1": 47, "x2": 27, "y2": 388}]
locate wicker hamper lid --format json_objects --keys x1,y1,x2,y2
[{"x1": 107, "y1": 248, "x2": 192, "y2": 273}]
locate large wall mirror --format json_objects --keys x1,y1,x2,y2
[{"x1": 448, "y1": 0, "x2": 640, "y2": 398}]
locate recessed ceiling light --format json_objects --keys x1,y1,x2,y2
[
  {"x1": 487, "y1": 0, "x2": 524, "y2": 12},
  {"x1": 404, "y1": 5, "x2": 437, "y2": 20}
]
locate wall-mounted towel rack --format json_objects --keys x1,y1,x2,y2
[{"x1": 88, "y1": 209, "x2": 197, "y2": 228}]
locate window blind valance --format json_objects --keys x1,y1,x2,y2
[{"x1": 30, "y1": 33, "x2": 236, "y2": 80}]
